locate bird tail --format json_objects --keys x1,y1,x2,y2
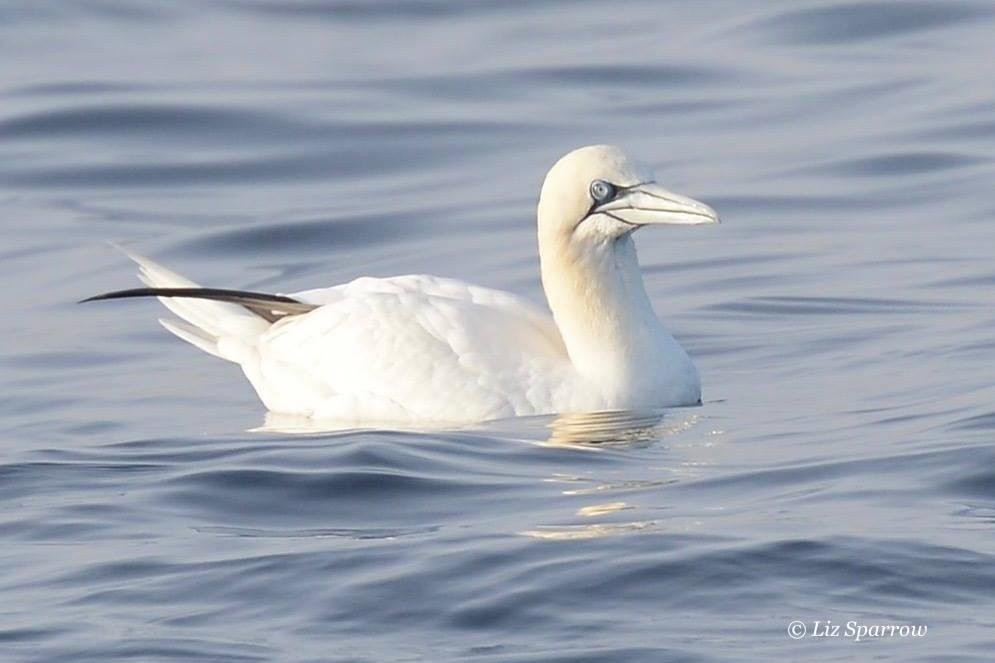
[{"x1": 88, "y1": 246, "x2": 292, "y2": 362}]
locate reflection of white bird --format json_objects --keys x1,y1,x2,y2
[{"x1": 86, "y1": 145, "x2": 718, "y2": 426}]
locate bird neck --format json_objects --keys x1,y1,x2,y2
[{"x1": 539, "y1": 233, "x2": 665, "y2": 384}]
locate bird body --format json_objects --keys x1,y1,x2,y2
[
  {"x1": 88, "y1": 145, "x2": 718, "y2": 427},
  {"x1": 255, "y1": 274, "x2": 572, "y2": 422}
]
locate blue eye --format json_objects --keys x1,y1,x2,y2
[{"x1": 590, "y1": 179, "x2": 615, "y2": 203}]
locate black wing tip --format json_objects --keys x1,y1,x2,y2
[
  {"x1": 79, "y1": 288, "x2": 160, "y2": 304},
  {"x1": 79, "y1": 291, "x2": 121, "y2": 304},
  {"x1": 78, "y1": 287, "x2": 318, "y2": 323}
]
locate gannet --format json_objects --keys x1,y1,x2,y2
[{"x1": 84, "y1": 145, "x2": 719, "y2": 426}]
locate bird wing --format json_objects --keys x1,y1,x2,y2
[
  {"x1": 81, "y1": 287, "x2": 317, "y2": 323},
  {"x1": 245, "y1": 275, "x2": 569, "y2": 422}
]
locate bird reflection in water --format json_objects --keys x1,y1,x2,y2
[
  {"x1": 538, "y1": 408, "x2": 699, "y2": 448},
  {"x1": 255, "y1": 408, "x2": 708, "y2": 542},
  {"x1": 256, "y1": 407, "x2": 700, "y2": 448}
]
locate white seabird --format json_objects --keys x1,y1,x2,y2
[{"x1": 85, "y1": 145, "x2": 719, "y2": 426}]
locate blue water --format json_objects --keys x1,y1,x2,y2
[{"x1": 2, "y1": 1, "x2": 994, "y2": 661}]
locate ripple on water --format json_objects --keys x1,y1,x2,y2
[{"x1": 747, "y1": 0, "x2": 990, "y2": 45}]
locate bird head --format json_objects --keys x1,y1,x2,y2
[{"x1": 537, "y1": 145, "x2": 719, "y2": 245}]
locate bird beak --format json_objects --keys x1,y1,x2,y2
[{"x1": 595, "y1": 182, "x2": 719, "y2": 226}]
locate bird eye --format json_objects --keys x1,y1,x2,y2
[{"x1": 589, "y1": 179, "x2": 615, "y2": 203}]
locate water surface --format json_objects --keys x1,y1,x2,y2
[{"x1": 2, "y1": 1, "x2": 994, "y2": 661}]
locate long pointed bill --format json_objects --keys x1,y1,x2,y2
[{"x1": 596, "y1": 182, "x2": 719, "y2": 226}]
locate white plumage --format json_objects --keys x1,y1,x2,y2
[{"x1": 95, "y1": 145, "x2": 719, "y2": 427}]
